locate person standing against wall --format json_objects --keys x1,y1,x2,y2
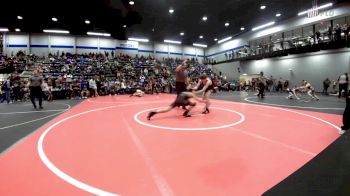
[
  {"x1": 28, "y1": 70, "x2": 44, "y2": 109},
  {"x1": 338, "y1": 73, "x2": 348, "y2": 98}
]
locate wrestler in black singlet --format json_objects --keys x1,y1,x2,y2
[
  {"x1": 170, "y1": 92, "x2": 195, "y2": 108},
  {"x1": 198, "y1": 81, "x2": 214, "y2": 92}
]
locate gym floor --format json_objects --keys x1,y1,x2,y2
[{"x1": 0, "y1": 92, "x2": 348, "y2": 195}]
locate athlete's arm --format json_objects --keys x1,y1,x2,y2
[
  {"x1": 192, "y1": 79, "x2": 201, "y2": 90},
  {"x1": 175, "y1": 60, "x2": 187, "y2": 72},
  {"x1": 187, "y1": 92, "x2": 204, "y2": 103},
  {"x1": 194, "y1": 80, "x2": 211, "y2": 94}
]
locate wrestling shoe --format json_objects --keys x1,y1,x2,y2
[
  {"x1": 202, "y1": 108, "x2": 210, "y2": 114},
  {"x1": 183, "y1": 110, "x2": 191, "y2": 117},
  {"x1": 147, "y1": 112, "x2": 156, "y2": 120}
]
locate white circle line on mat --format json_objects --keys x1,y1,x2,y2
[
  {"x1": 37, "y1": 99, "x2": 341, "y2": 196},
  {"x1": 38, "y1": 101, "x2": 171, "y2": 196},
  {"x1": 134, "y1": 107, "x2": 245, "y2": 131}
]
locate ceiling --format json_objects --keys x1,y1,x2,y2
[{"x1": 0, "y1": 0, "x2": 347, "y2": 46}]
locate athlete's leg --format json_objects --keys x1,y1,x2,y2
[
  {"x1": 147, "y1": 105, "x2": 175, "y2": 120},
  {"x1": 202, "y1": 90, "x2": 212, "y2": 113},
  {"x1": 183, "y1": 100, "x2": 196, "y2": 117}
]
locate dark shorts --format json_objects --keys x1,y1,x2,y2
[
  {"x1": 170, "y1": 100, "x2": 190, "y2": 108},
  {"x1": 198, "y1": 83, "x2": 214, "y2": 93},
  {"x1": 170, "y1": 93, "x2": 192, "y2": 107}
]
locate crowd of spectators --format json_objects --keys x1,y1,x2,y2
[
  {"x1": 239, "y1": 76, "x2": 290, "y2": 92},
  {"x1": 1, "y1": 52, "x2": 224, "y2": 102}
]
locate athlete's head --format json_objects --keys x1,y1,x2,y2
[
  {"x1": 182, "y1": 60, "x2": 188, "y2": 68},
  {"x1": 199, "y1": 74, "x2": 208, "y2": 81}
]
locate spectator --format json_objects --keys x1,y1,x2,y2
[
  {"x1": 335, "y1": 24, "x2": 342, "y2": 43},
  {"x1": 12, "y1": 73, "x2": 21, "y2": 101},
  {"x1": 338, "y1": 73, "x2": 348, "y2": 98},
  {"x1": 277, "y1": 77, "x2": 283, "y2": 92},
  {"x1": 331, "y1": 80, "x2": 338, "y2": 94},
  {"x1": 89, "y1": 76, "x2": 98, "y2": 97},
  {"x1": 80, "y1": 77, "x2": 89, "y2": 98},
  {"x1": 328, "y1": 26, "x2": 334, "y2": 41},
  {"x1": 1, "y1": 77, "x2": 11, "y2": 104},
  {"x1": 268, "y1": 76, "x2": 274, "y2": 92},
  {"x1": 315, "y1": 31, "x2": 321, "y2": 43},
  {"x1": 283, "y1": 80, "x2": 289, "y2": 92},
  {"x1": 323, "y1": 78, "x2": 331, "y2": 95}
]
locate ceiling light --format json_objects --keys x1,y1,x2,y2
[
  {"x1": 276, "y1": 13, "x2": 281, "y2": 17},
  {"x1": 169, "y1": 9, "x2": 174, "y2": 14},
  {"x1": 225, "y1": 22, "x2": 230, "y2": 27},
  {"x1": 193, "y1": 43, "x2": 207, "y2": 48},
  {"x1": 218, "y1": 36, "x2": 232, "y2": 44},
  {"x1": 164, "y1": 40, "x2": 181, "y2": 44},
  {"x1": 15, "y1": 28, "x2": 20, "y2": 32},
  {"x1": 128, "y1": 38, "x2": 149, "y2": 42},
  {"x1": 17, "y1": 16, "x2": 23, "y2": 20},
  {"x1": 87, "y1": 32, "x2": 111, "y2": 37},
  {"x1": 0, "y1": 28, "x2": 9, "y2": 32},
  {"x1": 85, "y1": 20, "x2": 90, "y2": 24},
  {"x1": 214, "y1": 38, "x2": 218, "y2": 41},
  {"x1": 123, "y1": 25, "x2": 127, "y2": 28},
  {"x1": 199, "y1": 35, "x2": 203, "y2": 39},
  {"x1": 52, "y1": 17, "x2": 58, "y2": 22},
  {"x1": 241, "y1": 27, "x2": 245, "y2": 31},
  {"x1": 260, "y1": 5, "x2": 266, "y2": 10},
  {"x1": 252, "y1": 21, "x2": 275, "y2": 31},
  {"x1": 298, "y1": 3, "x2": 333, "y2": 16},
  {"x1": 43, "y1": 29, "x2": 69, "y2": 34},
  {"x1": 202, "y1": 16, "x2": 208, "y2": 21},
  {"x1": 129, "y1": 1, "x2": 134, "y2": 5},
  {"x1": 180, "y1": 32, "x2": 184, "y2": 36}
]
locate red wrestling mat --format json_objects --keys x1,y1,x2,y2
[{"x1": 0, "y1": 94, "x2": 342, "y2": 195}]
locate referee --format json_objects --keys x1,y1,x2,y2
[
  {"x1": 175, "y1": 60, "x2": 189, "y2": 95},
  {"x1": 28, "y1": 70, "x2": 44, "y2": 109}
]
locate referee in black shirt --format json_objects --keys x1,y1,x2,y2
[
  {"x1": 175, "y1": 60, "x2": 189, "y2": 95},
  {"x1": 28, "y1": 70, "x2": 44, "y2": 109}
]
